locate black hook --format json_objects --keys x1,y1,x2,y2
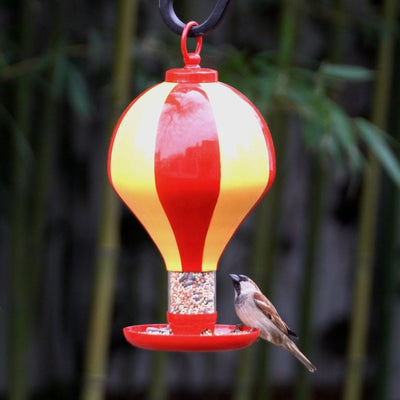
[{"x1": 159, "y1": 0, "x2": 231, "y2": 37}]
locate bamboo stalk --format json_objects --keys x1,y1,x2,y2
[
  {"x1": 256, "y1": 1, "x2": 301, "y2": 398},
  {"x1": 253, "y1": 113, "x2": 287, "y2": 400},
  {"x1": 233, "y1": 342, "x2": 257, "y2": 400},
  {"x1": 30, "y1": 0, "x2": 67, "y2": 367},
  {"x1": 342, "y1": 0, "x2": 398, "y2": 399},
  {"x1": 8, "y1": 1, "x2": 35, "y2": 399},
  {"x1": 372, "y1": 36, "x2": 400, "y2": 400},
  {"x1": 31, "y1": 45, "x2": 67, "y2": 394},
  {"x1": 294, "y1": 160, "x2": 324, "y2": 400},
  {"x1": 148, "y1": 263, "x2": 169, "y2": 400},
  {"x1": 329, "y1": 0, "x2": 346, "y2": 65},
  {"x1": 294, "y1": 0, "x2": 346, "y2": 398},
  {"x1": 233, "y1": 1, "x2": 301, "y2": 399},
  {"x1": 80, "y1": 1, "x2": 138, "y2": 400},
  {"x1": 277, "y1": 0, "x2": 301, "y2": 68},
  {"x1": 232, "y1": 98, "x2": 287, "y2": 400}
]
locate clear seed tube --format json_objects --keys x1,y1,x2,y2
[{"x1": 168, "y1": 271, "x2": 216, "y2": 314}]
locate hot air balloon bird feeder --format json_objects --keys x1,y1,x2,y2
[{"x1": 108, "y1": 8, "x2": 275, "y2": 351}]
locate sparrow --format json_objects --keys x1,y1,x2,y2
[{"x1": 230, "y1": 273, "x2": 316, "y2": 373}]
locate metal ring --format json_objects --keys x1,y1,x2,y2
[{"x1": 159, "y1": 0, "x2": 231, "y2": 37}]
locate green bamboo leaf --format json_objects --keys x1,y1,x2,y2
[
  {"x1": 319, "y1": 63, "x2": 375, "y2": 81},
  {"x1": 328, "y1": 102, "x2": 362, "y2": 168},
  {"x1": 284, "y1": 80, "x2": 315, "y2": 118},
  {"x1": 87, "y1": 29, "x2": 104, "y2": 65},
  {"x1": 303, "y1": 119, "x2": 320, "y2": 149},
  {"x1": 51, "y1": 46, "x2": 68, "y2": 98},
  {"x1": 0, "y1": 104, "x2": 34, "y2": 161},
  {"x1": 66, "y1": 63, "x2": 92, "y2": 119},
  {"x1": 356, "y1": 117, "x2": 400, "y2": 185},
  {"x1": 253, "y1": 75, "x2": 275, "y2": 109}
]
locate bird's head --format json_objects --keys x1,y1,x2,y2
[{"x1": 229, "y1": 274, "x2": 257, "y2": 297}]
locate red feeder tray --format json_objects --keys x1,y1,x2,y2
[{"x1": 123, "y1": 324, "x2": 260, "y2": 352}]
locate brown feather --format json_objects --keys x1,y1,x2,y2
[{"x1": 253, "y1": 292, "x2": 297, "y2": 339}]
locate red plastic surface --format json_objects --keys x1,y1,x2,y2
[
  {"x1": 109, "y1": 81, "x2": 276, "y2": 273},
  {"x1": 167, "y1": 312, "x2": 217, "y2": 335},
  {"x1": 155, "y1": 84, "x2": 221, "y2": 272},
  {"x1": 164, "y1": 20, "x2": 218, "y2": 84},
  {"x1": 108, "y1": 20, "x2": 276, "y2": 275},
  {"x1": 165, "y1": 67, "x2": 218, "y2": 83},
  {"x1": 123, "y1": 324, "x2": 260, "y2": 352}
]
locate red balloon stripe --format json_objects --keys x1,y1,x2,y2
[{"x1": 155, "y1": 84, "x2": 221, "y2": 271}]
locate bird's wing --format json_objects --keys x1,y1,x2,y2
[{"x1": 253, "y1": 292, "x2": 298, "y2": 339}]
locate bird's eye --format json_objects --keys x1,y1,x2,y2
[{"x1": 239, "y1": 275, "x2": 248, "y2": 281}]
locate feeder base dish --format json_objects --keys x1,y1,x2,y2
[{"x1": 123, "y1": 324, "x2": 259, "y2": 352}]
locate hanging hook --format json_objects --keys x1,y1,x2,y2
[
  {"x1": 159, "y1": 0, "x2": 231, "y2": 37},
  {"x1": 181, "y1": 21, "x2": 202, "y2": 66}
]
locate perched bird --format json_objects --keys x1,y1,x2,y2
[{"x1": 230, "y1": 273, "x2": 316, "y2": 373}]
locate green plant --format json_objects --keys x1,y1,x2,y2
[{"x1": 220, "y1": 51, "x2": 400, "y2": 183}]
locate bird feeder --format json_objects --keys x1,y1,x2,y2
[{"x1": 108, "y1": 21, "x2": 275, "y2": 351}]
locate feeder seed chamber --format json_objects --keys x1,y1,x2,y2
[{"x1": 107, "y1": 21, "x2": 276, "y2": 352}]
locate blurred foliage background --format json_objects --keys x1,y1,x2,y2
[{"x1": 1, "y1": 0, "x2": 400, "y2": 399}]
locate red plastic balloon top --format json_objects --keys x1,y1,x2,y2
[
  {"x1": 108, "y1": 19, "x2": 275, "y2": 274},
  {"x1": 165, "y1": 21, "x2": 218, "y2": 83}
]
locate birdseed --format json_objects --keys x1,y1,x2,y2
[
  {"x1": 142, "y1": 326, "x2": 254, "y2": 336},
  {"x1": 168, "y1": 271, "x2": 216, "y2": 314},
  {"x1": 145, "y1": 326, "x2": 172, "y2": 335}
]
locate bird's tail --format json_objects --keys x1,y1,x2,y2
[{"x1": 285, "y1": 340, "x2": 317, "y2": 373}]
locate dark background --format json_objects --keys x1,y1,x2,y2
[{"x1": 1, "y1": 0, "x2": 399, "y2": 399}]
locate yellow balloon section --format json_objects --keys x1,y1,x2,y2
[{"x1": 108, "y1": 81, "x2": 275, "y2": 272}]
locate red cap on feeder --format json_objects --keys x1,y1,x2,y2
[{"x1": 108, "y1": 22, "x2": 275, "y2": 351}]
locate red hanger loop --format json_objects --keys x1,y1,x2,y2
[{"x1": 181, "y1": 21, "x2": 202, "y2": 67}]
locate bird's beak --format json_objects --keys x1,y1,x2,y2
[{"x1": 229, "y1": 274, "x2": 240, "y2": 283}]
